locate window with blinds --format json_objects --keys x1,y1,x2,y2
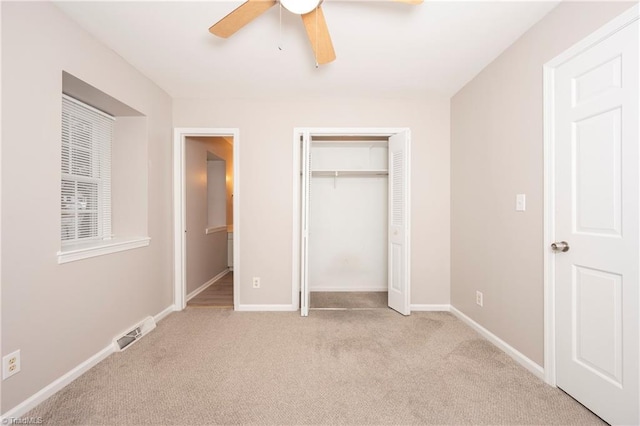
[{"x1": 61, "y1": 95, "x2": 113, "y2": 244}]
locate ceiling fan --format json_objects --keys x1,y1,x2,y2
[{"x1": 209, "y1": 0, "x2": 422, "y2": 66}]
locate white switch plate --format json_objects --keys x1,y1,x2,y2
[{"x1": 516, "y1": 194, "x2": 526, "y2": 212}]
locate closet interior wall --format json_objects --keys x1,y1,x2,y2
[{"x1": 308, "y1": 137, "x2": 389, "y2": 292}]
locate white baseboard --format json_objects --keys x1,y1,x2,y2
[
  {"x1": 410, "y1": 304, "x2": 451, "y2": 311},
  {"x1": 186, "y1": 269, "x2": 229, "y2": 302},
  {"x1": 310, "y1": 287, "x2": 387, "y2": 292},
  {"x1": 0, "y1": 304, "x2": 173, "y2": 420},
  {"x1": 235, "y1": 304, "x2": 297, "y2": 312},
  {"x1": 154, "y1": 304, "x2": 175, "y2": 323},
  {"x1": 450, "y1": 306, "x2": 544, "y2": 380},
  {"x1": 0, "y1": 344, "x2": 114, "y2": 421}
]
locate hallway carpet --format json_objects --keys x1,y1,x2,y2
[{"x1": 27, "y1": 310, "x2": 603, "y2": 425}]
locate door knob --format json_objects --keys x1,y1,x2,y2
[{"x1": 551, "y1": 241, "x2": 570, "y2": 252}]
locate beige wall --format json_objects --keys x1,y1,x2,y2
[
  {"x1": 174, "y1": 96, "x2": 451, "y2": 306},
  {"x1": 450, "y1": 1, "x2": 636, "y2": 366},
  {"x1": 185, "y1": 137, "x2": 230, "y2": 295},
  {"x1": 1, "y1": 2, "x2": 173, "y2": 412},
  {"x1": 112, "y1": 117, "x2": 148, "y2": 237}
]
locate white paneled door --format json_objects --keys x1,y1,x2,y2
[
  {"x1": 552, "y1": 15, "x2": 638, "y2": 425},
  {"x1": 388, "y1": 130, "x2": 411, "y2": 315}
]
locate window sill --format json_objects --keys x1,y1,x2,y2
[
  {"x1": 205, "y1": 226, "x2": 227, "y2": 235},
  {"x1": 57, "y1": 237, "x2": 151, "y2": 264}
]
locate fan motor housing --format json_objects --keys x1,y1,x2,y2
[{"x1": 280, "y1": 0, "x2": 322, "y2": 15}]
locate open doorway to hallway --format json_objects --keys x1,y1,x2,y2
[
  {"x1": 173, "y1": 129, "x2": 239, "y2": 311},
  {"x1": 183, "y1": 136, "x2": 234, "y2": 308}
]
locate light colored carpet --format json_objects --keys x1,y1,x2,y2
[
  {"x1": 26, "y1": 310, "x2": 604, "y2": 425},
  {"x1": 310, "y1": 291, "x2": 388, "y2": 309}
]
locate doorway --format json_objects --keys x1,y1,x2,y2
[
  {"x1": 173, "y1": 128, "x2": 240, "y2": 311},
  {"x1": 543, "y1": 5, "x2": 639, "y2": 425},
  {"x1": 292, "y1": 128, "x2": 411, "y2": 317}
]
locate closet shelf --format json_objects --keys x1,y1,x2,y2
[{"x1": 312, "y1": 169, "x2": 389, "y2": 177}]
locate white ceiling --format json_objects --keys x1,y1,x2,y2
[{"x1": 54, "y1": 1, "x2": 560, "y2": 99}]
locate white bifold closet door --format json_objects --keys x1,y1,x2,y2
[
  {"x1": 299, "y1": 129, "x2": 410, "y2": 316},
  {"x1": 300, "y1": 131, "x2": 312, "y2": 317},
  {"x1": 388, "y1": 131, "x2": 410, "y2": 315}
]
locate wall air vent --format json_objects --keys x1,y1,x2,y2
[{"x1": 113, "y1": 316, "x2": 156, "y2": 351}]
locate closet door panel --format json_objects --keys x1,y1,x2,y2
[
  {"x1": 388, "y1": 130, "x2": 411, "y2": 315},
  {"x1": 300, "y1": 132, "x2": 311, "y2": 316}
]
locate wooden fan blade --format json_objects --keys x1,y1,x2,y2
[
  {"x1": 394, "y1": 0, "x2": 424, "y2": 4},
  {"x1": 301, "y1": 6, "x2": 336, "y2": 65},
  {"x1": 209, "y1": 0, "x2": 276, "y2": 38}
]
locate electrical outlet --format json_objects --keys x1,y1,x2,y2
[
  {"x1": 252, "y1": 277, "x2": 261, "y2": 289},
  {"x1": 3, "y1": 350, "x2": 21, "y2": 380},
  {"x1": 476, "y1": 291, "x2": 483, "y2": 307}
]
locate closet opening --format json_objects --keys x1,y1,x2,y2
[{"x1": 293, "y1": 128, "x2": 411, "y2": 317}]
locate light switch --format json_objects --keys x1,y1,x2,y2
[{"x1": 516, "y1": 194, "x2": 526, "y2": 212}]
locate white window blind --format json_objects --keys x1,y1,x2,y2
[{"x1": 61, "y1": 95, "x2": 113, "y2": 244}]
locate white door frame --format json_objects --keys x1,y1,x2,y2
[
  {"x1": 543, "y1": 4, "x2": 639, "y2": 387},
  {"x1": 173, "y1": 127, "x2": 240, "y2": 311},
  {"x1": 292, "y1": 127, "x2": 412, "y2": 314}
]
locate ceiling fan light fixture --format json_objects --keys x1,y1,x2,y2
[{"x1": 280, "y1": 0, "x2": 321, "y2": 15}]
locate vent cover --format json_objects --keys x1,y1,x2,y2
[{"x1": 113, "y1": 316, "x2": 156, "y2": 351}]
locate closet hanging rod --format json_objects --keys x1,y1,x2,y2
[
  {"x1": 311, "y1": 170, "x2": 389, "y2": 177},
  {"x1": 311, "y1": 136, "x2": 388, "y2": 142}
]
